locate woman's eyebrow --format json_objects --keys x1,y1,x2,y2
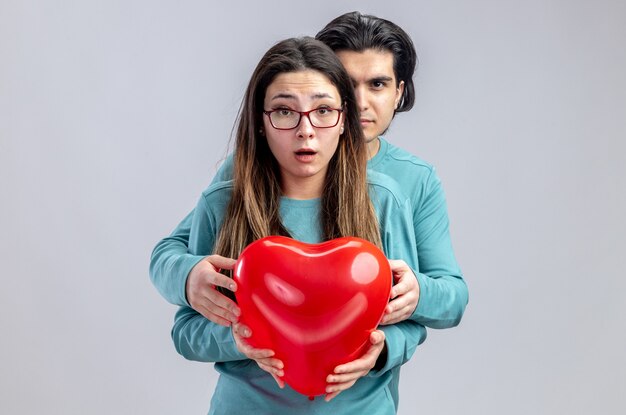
[
  {"x1": 269, "y1": 92, "x2": 335, "y2": 101},
  {"x1": 310, "y1": 92, "x2": 334, "y2": 99},
  {"x1": 269, "y1": 93, "x2": 296, "y2": 101}
]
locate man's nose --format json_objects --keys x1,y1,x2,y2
[{"x1": 355, "y1": 87, "x2": 369, "y2": 112}]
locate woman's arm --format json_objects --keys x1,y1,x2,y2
[{"x1": 324, "y1": 319, "x2": 427, "y2": 400}]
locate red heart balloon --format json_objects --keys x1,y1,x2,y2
[{"x1": 234, "y1": 236, "x2": 391, "y2": 397}]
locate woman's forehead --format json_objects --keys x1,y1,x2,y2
[{"x1": 265, "y1": 70, "x2": 340, "y2": 102}]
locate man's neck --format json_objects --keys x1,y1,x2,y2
[{"x1": 366, "y1": 137, "x2": 381, "y2": 160}]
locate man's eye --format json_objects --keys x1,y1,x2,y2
[{"x1": 372, "y1": 81, "x2": 385, "y2": 89}]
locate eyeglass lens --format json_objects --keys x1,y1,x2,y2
[{"x1": 269, "y1": 108, "x2": 340, "y2": 129}]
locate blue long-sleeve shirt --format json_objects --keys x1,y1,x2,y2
[
  {"x1": 172, "y1": 171, "x2": 426, "y2": 414},
  {"x1": 150, "y1": 138, "x2": 468, "y2": 328}
]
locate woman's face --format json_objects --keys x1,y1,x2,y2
[{"x1": 263, "y1": 70, "x2": 344, "y2": 198}]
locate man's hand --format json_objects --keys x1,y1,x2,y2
[
  {"x1": 186, "y1": 255, "x2": 240, "y2": 326},
  {"x1": 324, "y1": 330, "x2": 386, "y2": 401},
  {"x1": 232, "y1": 323, "x2": 285, "y2": 389},
  {"x1": 379, "y1": 259, "x2": 420, "y2": 325}
]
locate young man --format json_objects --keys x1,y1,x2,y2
[{"x1": 150, "y1": 11, "x2": 468, "y2": 402}]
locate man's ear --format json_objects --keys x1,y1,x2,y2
[{"x1": 395, "y1": 80, "x2": 405, "y2": 110}]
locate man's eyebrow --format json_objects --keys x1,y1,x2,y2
[
  {"x1": 349, "y1": 76, "x2": 394, "y2": 86},
  {"x1": 369, "y1": 76, "x2": 394, "y2": 83}
]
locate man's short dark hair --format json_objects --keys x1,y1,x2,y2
[{"x1": 316, "y1": 11, "x2": 417, "y2": 113}]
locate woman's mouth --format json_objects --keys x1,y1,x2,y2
[{"x1": 294, "y1": 149, "x2": 317, "y2": 162}]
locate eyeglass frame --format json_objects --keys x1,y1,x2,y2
[{"x1": 262, "y1": 107, "x2": 344, "y2": 130}]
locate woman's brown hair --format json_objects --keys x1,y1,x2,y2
[{"x1": 214, "y1": 37, "x2": 381, "y2": 275}]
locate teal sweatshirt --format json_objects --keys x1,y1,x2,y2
[
  {"x1": 173, "y1": 171, "x2": 425, "y2": 414},
  {"x1": 150, "y1": 138, "x2": 468, "y2": 328}
]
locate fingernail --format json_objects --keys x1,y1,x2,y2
[{"x1": 229, "y1": 283, "x2": 235, "y2": 291}]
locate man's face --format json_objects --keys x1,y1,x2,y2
[{"x1": 335, "y1": 49, "x2": 404, "y2": 143}]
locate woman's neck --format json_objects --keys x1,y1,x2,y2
[{"x1": 281, "y1": 174, "x2": 324, "y2": 200}]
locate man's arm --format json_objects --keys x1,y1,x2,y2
[
  {"x1": 372, "y1": 165, "x2": 467, "y2": 328},
  {"x1": 172, "y1": 305, "x2": 245, "y2": 362},
  {"x1": 149, "y1": 154, "x2": 240, "y2": 325},
  {"x1": 410, "y1": 168, "x2": 468, "y2": 328},
  {"x1": 149, "y1": 211, "x2": 198, "y2": 306}
]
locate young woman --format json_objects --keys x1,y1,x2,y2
[{"x1": 170, "y1": 37, "x2": 424, "y2": 414}]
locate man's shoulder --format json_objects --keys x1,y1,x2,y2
[
  {"x1": 200, "y1": 180, "x2": 234, "y2": 206},
  {"x1": 381, "y1": 139, "x2": 435, "y2": 174},
  {"x1": 369, "y1": 138, "x2": 439, "y2": 192},
  {"x1": 366, "y1": 170, "x2": 410, "y2": 209}
]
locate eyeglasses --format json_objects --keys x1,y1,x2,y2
[{"x1": 263, "y1": 107, "x2": 343, "y2": 130}]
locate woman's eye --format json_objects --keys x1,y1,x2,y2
[
  {"x1": 315, "y1": 108, "x2": 330, "y2": 116},
  {"x1": 277, "y1": 109, "x2": 293, "y2": 117}
]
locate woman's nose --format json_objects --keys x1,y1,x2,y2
[{"x1": 296, "y1": 114, "x2": 315, "y2": 138}]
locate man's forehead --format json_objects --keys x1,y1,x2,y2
[
  {"x1": 335, "y1": 49, "x2": 396, "y2": 79},
  {"x1": 336, "y1": 48, "x2": 394, "y2": 63}
]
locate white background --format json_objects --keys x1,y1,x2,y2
[{"x1": 1, "y1": 1, "x2": 625, "y2": 414}]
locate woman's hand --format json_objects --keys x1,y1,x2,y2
[
  {"x1": 186, "y1": 255, "x2": 240, "y2": 326},
  {"x1": 232, "y1": 323, "x2": 285, "y2": 389},
  {"x1": 324, "y1": 330, "x2": 386, "y2": 401},
  {"x1": 379, "y1": 259, "x2": 420, "y2": 325}
]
